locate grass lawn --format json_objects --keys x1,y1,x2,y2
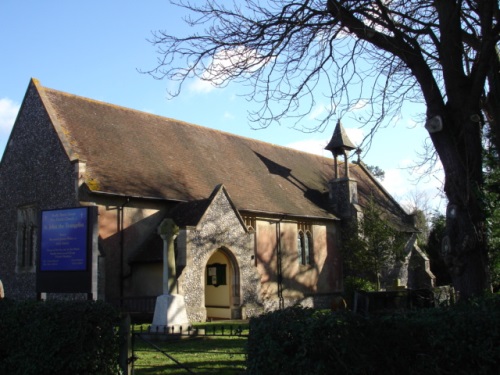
[{"x1": 131, "y1": 322, "x2": 248, "y2": 374}]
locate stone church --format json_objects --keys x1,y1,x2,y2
[{"x1": 0, "y1": 79, "x2": 434, "y2": 322}]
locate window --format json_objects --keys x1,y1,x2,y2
[
  {"x1": 298, "y1": 231, "x2": 305, "y2": 264},
  {"x1": 297, "y1": 223, "x2": 313, "y2": 266},
  {"x1": 16, "y1": 205, "x2": 38, "y2": 273},
  {"x1": 305, "y1": 231, "x2": 312, "y2": 264},
  {"x1": 206, "y1": 263, "x2": 227, "y2": 287}
]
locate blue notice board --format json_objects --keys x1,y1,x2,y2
[{"x1": 40, "y1": 207, "x2": 89, "y2": 271}]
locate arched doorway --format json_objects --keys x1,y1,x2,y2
[{"x1": 205, "y1": 248, "x2": 241, "y2": 320}]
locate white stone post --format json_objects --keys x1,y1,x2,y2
[{"x1": 151, "y1": 219, "x2": 189, "y2": 331}]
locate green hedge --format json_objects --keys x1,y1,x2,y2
[
  {"x1": 0, "y1": 299, "x2": 121, "y2": 375},
  {"x1": 247, "y1": 296, "x2": 500, "y2": 375}
]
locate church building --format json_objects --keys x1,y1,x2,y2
[{"x1": 0, "y1": 79, "x2": 434, "y2": 322}]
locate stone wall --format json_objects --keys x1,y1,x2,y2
[
  {"x1": 0, "y1": 83, "x2": 79, "y2": 300},
  {"x1": 384, "y1": 234, "x2": 436, "y2": 290},
  {"x1": 177, "y1": 187, "x2": 259, "y2": 322}
]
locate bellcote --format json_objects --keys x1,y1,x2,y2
[
  {"x1": 325, "y1": 120, "x2": 361, "y2": 221},
  {"x1": 325, "y1": 120, "x2": 356, "y2": 179},
  {"x1": 325, "y1": 120, "x2": 356, "y2": 155}
]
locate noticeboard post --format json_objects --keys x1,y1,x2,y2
[{"x1": 37, "y1": 206, "x2": 98, "y2": 299}]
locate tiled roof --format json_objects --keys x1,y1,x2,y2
[{"x1": 33, "y1": 80, "x2": 412, "y2": 227}]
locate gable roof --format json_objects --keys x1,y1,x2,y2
[
  {"x1": 171, "y1": 184, "x2": 247, "y2": 230},
  {"x1": 27, "y1": 79, "x2": 412, "y2": 227}
]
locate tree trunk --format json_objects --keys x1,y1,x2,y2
[
  {"x1": 435, "y1": 109, "x2": 490, "y2": 299},
  {"x1": 325, "y1": 0, "x2": 493, "y2": 299},
  {"x1": 442, "y1": 204, "x2": 489, "y2": 298},
  {"x1": 484, "y1": 48, "x2": 500, "y2": 155}
]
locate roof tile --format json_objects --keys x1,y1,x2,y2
[{"x1": 38, "y1": 83, "x2": 411, "y2": 228}]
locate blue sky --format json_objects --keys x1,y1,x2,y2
[{"x1": 0, "y1": 1, "x2": 445, "y2": 213}]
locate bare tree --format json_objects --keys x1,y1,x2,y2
[
  {"x1": 401, "y1": 188, "x2": 435, "y2": 245},
  {"x1": 145, "y1": 0, "x2": 500, "y2": 298}
]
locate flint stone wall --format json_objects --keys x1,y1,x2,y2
[
  {"x1": 0, "y1": 84, "x2": 79, "y2": 300},
  {"x1": 178, "y1": 188, "x2": 260, "y2": 322}
]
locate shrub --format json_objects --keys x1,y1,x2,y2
[
  {"x1": 246, "y1": 295, "x2": 500, "y2": 375},
  {"x1": 0, "y1": 299, "x2": 121, "y2": 375},
  {"x1": 343, "y1": 276, "x2": 376, "y2": 308}
]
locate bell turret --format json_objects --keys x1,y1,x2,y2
[
  {"x1": 325, "y1": 120, "x2": 356, "y2": 179},
  {"x1": 325, "y1": 120, "x2": 360, "y2": 221}
]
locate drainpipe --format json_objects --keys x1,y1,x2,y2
[
  {"x1": 276, "y1": 217, "x2": 285, "y2": 310},
  {"x1": 119, "y1": 197, "x2": 131, "y2": 306}
]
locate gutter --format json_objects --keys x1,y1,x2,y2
[
  {"x1": 89, "y1": 190, "x2": 340, "y2": 221},
  {"x1": 88, "y1": 189, "x2": 187, "y2": 203},
  {"x1": 238, "y1": 208, "x2": 340, "y2": 221}
]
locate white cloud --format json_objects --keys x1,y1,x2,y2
[
  {"x1": 308, "y1": 104, "x2": 327, "y2": 121},
  {"x1": 344, "y1": 128, "x2": 364, "y2": 146},
  {"x1": 189, "y1": 46, "x2": 269, "y2": 94},
  {"x1": 287, "y1": 139, "x2": 330, "y2": 157},
  {"x1": 406, "y1": 118, "x2": 418, "y2": 128},
  {"x1": 349, "y1": 99, "x2": 368, "y2": 111},
  {"x1": 287, "y1": 129, "x2": 445, "y2": 212},
  {"x1": 308, "y1": 103, "x2": 336, "y2": 121},
  {"x1": 223, "y1": 111, "x2": 235, "y2": 120},
  {"x1": 0, "y1": 98, "x2": 20, "y2": 133},
  {"x1": 381, "y1": 168, "x2": 408, "y2": 197},
  {"x1": 189, "y1": 78, "x2": 216, "y2": 94},
  {"x1": 287, "y1": 127, "x2": 364, "y2": 156},
  {"x1": 381, "y1": 165, "x2": 446, "y2": 213}
]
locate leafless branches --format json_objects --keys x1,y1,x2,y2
[
  {"x1": 143, "y1": 0, "x2": 500, "y2": 297},
  {"x1": 144, "y1": 0, "x2": 498, "y2": 154}
]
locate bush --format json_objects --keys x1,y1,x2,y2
[
  {"x1": 0, "y1": 299, "x2": 121, "y2": 375},
  {"x1": 246, "y1": 295, "x2": 500, "y2": 375},
  {"x1": 343, "y1": 276, "x2": 376, "y2": 308}
]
